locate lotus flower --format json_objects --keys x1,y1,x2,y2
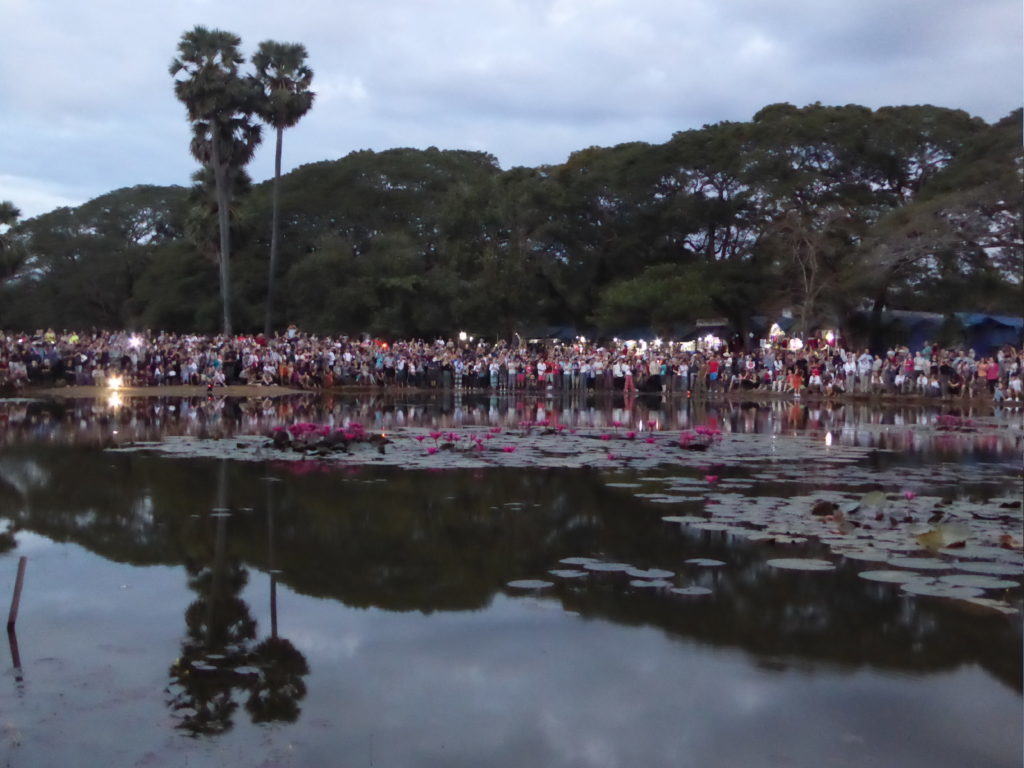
[
  {"x1": 645, "y1": 437, "x2": 656, "y2": 444},
  {"x1": 903, "y1": 491, "x2": 917, "y2": 500},
  {"x1": 426, "y1": 446, "x2": 438, "y2": 455},
  {"x1": 600, "y1": 434, "x2": 611, "y2": 441},
  {"x1": 626, "y1": 431, "x2": 636, "y2": 440},
  {"x1": 502, "y1": 445, "x2": 517, "y2": 453},
  {"x1": 705, "y1": 475, "x2": 719, "y2": 483}
]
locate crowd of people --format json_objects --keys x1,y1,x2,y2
[{"x1": 1, "y1": 328, "x2": 1022, "y2": 402}]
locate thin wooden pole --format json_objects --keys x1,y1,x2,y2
[{"x1": 7, "y1": 556, "x2": 27, "y2": 631}]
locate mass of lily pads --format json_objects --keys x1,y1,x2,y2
[{"x1": 112, "y1": 414, "x2": 1023, "y2": 614}]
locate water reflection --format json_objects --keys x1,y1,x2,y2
[
  {"x1": 166, "y1": 462, "x2": 308, "y2": 735},
  {"x1": 1, "y1": 393, "x2": 1020, "y2": 460},
  {"x1": 1, "y1": 451, "x2": 1019, "y2": 695}
]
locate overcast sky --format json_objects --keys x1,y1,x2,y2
[{"x1": 1, "y1": 0, "x2": 1021, "y2": 218}]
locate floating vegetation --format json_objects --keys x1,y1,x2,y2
[
  {"x1": 899, "y1": 582, "x2": 985, "y2": 600},
  {"x1": 583, "y1": 562, "x2": 634, "y2": 573},
  {"x1": 661, "y1": 515, "x2": 708, "y2": 525},
  {"x1": 684, "y1": 558, "x2": 726, "y2": 567},
  {"x1": 858, "y1": 570, "x2": 930, "y2": 584},
  {"x1": 548, "y1": 569, "x2": 588, "y2": 579},
  {"x1": 886, "y1": 557, "x2": 950, "y2": 571},
  {"x1": 106, "y1": 417, "x2": 1021, "y2": 617},
  {"x1": 506, "y1": 579, "x2": 554, "y2": 590},
  {"x1": 954, "y1": 561, "x2": 1024, "y2": 576},
  {"x1": 669, "y1": 586, "x2": 713, "y2": 597},
  {"x1": 938, "y1": 575, "x2": 1019, "y2": 590},
  {"x1": 630, "y1": 579, "x2": 672, "y2": 589},
  {"x1": 626, "y1": 568, "x2": 675, "y2": 579},
  {"x1": 766, "y1": 558, "x2": 836, "y2": 572}
]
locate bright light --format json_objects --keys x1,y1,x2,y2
[
  {"x1": 579, "y1": 336, "x2": 587, "y2": 343},
  {"x1": 458, "y1": 331, "x2": 468, "y2": 342},
  {"x1": 107, "y1": 375, "x2": 124, "y2": 390},
  {"x1": 825, "y1": 431, "x2": 833, "y2": 447},
  {"x1": 703, "y1": 334, "x2": 722, "y2": 350},
  {"x1": 788, "y1": 337, "x2": 804, "y2": 351},
  {"x1": 654, "y1": 338, "x2": 662, "y2": 347},
  {"x1": 824, "y1": 330, "x2": 836, "y2": 344},
  {"x1": 128, "y1": 335, "x2": 142, "y2": 349},
  {"x1": 107, "y1": 392, "x2": 122, "y2": 409},
  {"x1": 769, "y1": 323, "x2": 783, "y2": 340}
]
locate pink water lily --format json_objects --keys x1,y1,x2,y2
[
  {"x1": 502, "y1": 445, "x2": 517, "y2": 453},
  {"x1": 426, "y1": 446, "x2": 438, "y2": 455},
  {"x1": 903, "y1": 491, "x2": 917, "y2": 500},
  {"x1": 705, "y1": 475, "x2": 719, "y2": 483}
]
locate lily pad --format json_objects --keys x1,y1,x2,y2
[
  {"x1": 583, "y1": 562, "x2": 634, "y2": 572},
  {"x1": 887, "y1": 556, "x2": 949, "y2": 571},
  {"x1": 858, "y1": 570, "x2": 930, "y2": 584},
  {"x1": 938, "y1": 574, "x2": 1019, "y2": 590},
  {"x1": 684, "y1": 558, "x2": 726, "y2": 567},
  {"x1": 669, "y1": 586, "x2": 712, "y2": 597},
  {"x1": 954, "y1": 561, "x2": 1024, "y2": 576},
  {"x1": 836, "y1": 549, "x2": 889, "y2": 562},
  {"x1": 661, "y1": 515, "x2": 707, "y2": 524},
  {"x1": 626, "y1": 568, "x2": 675, "y2": 579},
  {"x1": 629, "y1": 579, "x2": 672, "y2": 588},
  {"x1": 507, "y1": 579, "x2": 554, "y2": 590},
  {"x1": 559, "y1": 557, "x2": 599, "y2": 565},
  {"x1": 899, "y1": 581, "x2": 984, "y2": 599},
  {"x1": 548, "y1": 569, "x2": 588, "y2": 579}
]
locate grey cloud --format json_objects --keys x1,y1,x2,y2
[{"x1": 1, "y1": 0, "x2": 1020, "y2": 218}]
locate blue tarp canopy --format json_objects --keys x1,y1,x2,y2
[{"x1": 955, "y1": 313, "x2": 1024, "y2": 352}]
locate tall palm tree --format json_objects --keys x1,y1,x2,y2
[
  {"x1": 252, "y1": 41, "x2": 315, "y2": 336},
  {"x1": 170, "y1": 27, "x2": 262, "y2": 335}
]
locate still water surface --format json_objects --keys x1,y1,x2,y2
[{"x1": 1, "y1": 395, "x2": 1021, "y2": 767}]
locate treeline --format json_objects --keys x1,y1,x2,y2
[{"x1": 1, "y1": 102, "x2": 1021, "y2": 341}]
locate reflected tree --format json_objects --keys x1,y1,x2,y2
[{"x1": 166, "y1": 463, "x2": 308, "y2": 735}]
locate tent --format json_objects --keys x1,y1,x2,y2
[{"x1": 956, "y1": 313, "x2": 1024, "y2": 353}]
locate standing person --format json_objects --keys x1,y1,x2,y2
[
  {"x1": 624, "y1": 360, "x2": 636, "y2": 394},
  {"x1": 707, "y1": 355, "x2": 720, "y2": 393},
  {"x1": 857, "y1": 349, "x2": 873, "y2": 393},
  {"x1": 985, "y1": 357, "x2": 1001, "y2": 395}
]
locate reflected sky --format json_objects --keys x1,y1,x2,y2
[{"x1": 0, "y1": 396, "x2": 1021, "y2": 767}]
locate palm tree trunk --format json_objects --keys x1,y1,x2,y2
[
  {"x1": 264, "y1": 125, "x2": 283, "y2": 336},
  {"x1": 211, "y1": 137, "x2": 233, "y2": 336}
]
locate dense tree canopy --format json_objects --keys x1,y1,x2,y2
[{"x1": 2, "y1": 103, "x2": 1020, "y2": 341}]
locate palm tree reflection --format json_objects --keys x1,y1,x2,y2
[{"x1": 167, "y1": 461, "x2": 308, "y2": 735}]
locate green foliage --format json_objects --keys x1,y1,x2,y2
[{"x1": 3, "y1": 103, "x2": 1021, "y2": 335}]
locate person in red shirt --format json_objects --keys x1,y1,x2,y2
[{"x1": 707, "y1": 357, "x2": 720, "y2": 392}]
